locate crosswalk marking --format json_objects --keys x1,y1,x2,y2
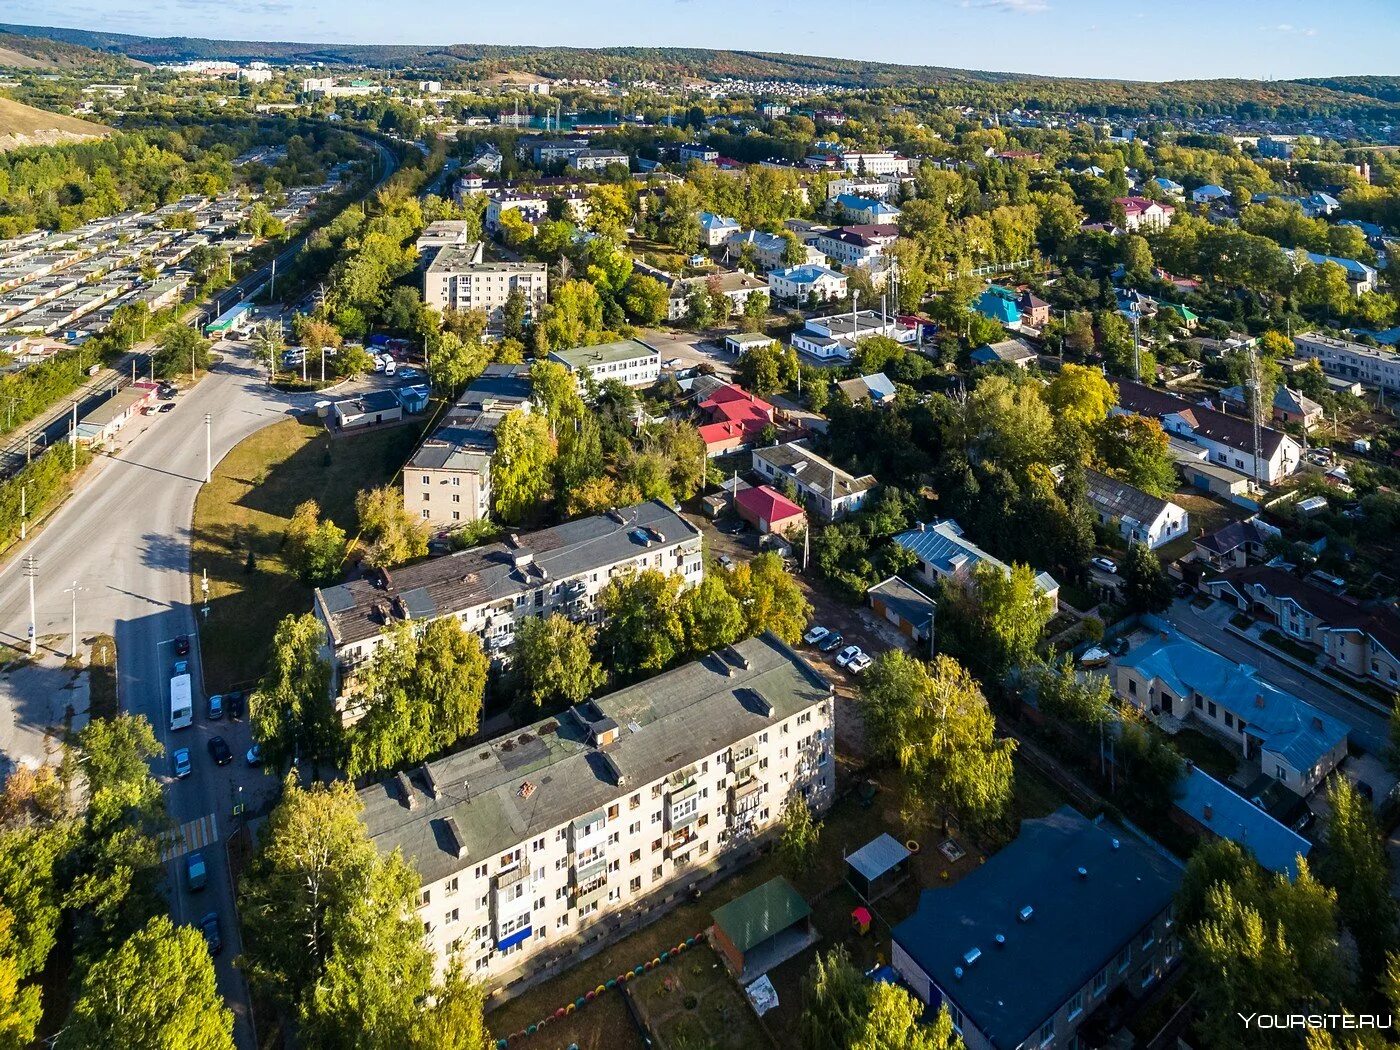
[{"x1": 159, "y1": 813, "x2": 218, "y2": 863}]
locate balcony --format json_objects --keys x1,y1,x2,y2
[{"x1": 572, "y1": 853, "x2": 608, "y2": 884}]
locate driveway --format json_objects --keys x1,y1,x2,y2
[{"x1": 639, "y1": 328, "x2": 737, "y2": 379}]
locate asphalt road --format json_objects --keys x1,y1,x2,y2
[{"x1": 0, "y1": 341, "x2": 311, "y2": 1043}]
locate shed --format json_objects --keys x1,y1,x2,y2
[
  {"x1": 845, "y1": 832, "x2": 912, "y2": 903},
  {"x1": 334, "y1": 390, "x2": 403, "y2": 430},
  {"x1": 711, "y1": 877, "x2": 815, "y2": 981},
  {"x1": 868, "y1": 576, "x2": 936, "y2": 643}
]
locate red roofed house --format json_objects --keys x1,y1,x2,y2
[
  {"x1": 735, "y1": 485, "x2": 806, "y2": 539},
  {"x1": 1116, "y1": 196, "x2": 1176, "y2": 232},
  {"x1": 698, "y1": 383, "x2": 775, "y2": 457}
]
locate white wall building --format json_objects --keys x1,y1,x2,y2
[
  {"x1": 549, "y1": 338, "x2": 661, "y2": 390},
  {"x1": 422, "y1": 246, "x2": 547, "y2": 334},
  {"x1": 1294, "y1": 331, "x2": 1400, "y2": 394},
  {"x1": 751, "y1": 441, "x2": 875, "y2": 520}
]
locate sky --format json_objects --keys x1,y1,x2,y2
[{"x1": 7, "y1": 0, "x2": 1400, "y2": 82}]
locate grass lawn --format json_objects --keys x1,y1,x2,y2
[
  {"x1": 191, "y1": 417, "x2": 425, "y2": 690},
  {"x1": 86, "y1": 633, "x2": 117, "y2": 721},
  {"x1": 631, "y1": 943, "x2": 769, "y2": 1050},
  {"x1": 497, "y1": 990, "x2": 646, "y2": 1050},
  {"x1": 1173, "y1": 728, "x2": 1239, "y2": 782}
]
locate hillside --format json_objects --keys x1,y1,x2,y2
[
  {"x1": 0, "y1": 96, "x2": 109, "y2": 151},
  {"x1": 1, "y1": 22, "x2": 1398, "y2": 121},
  {"x1": 0, "y1": 30, "x2": 128, "y2": 70}
]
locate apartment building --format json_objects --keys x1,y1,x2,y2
[
  {"x1": 403, "y1": 364, "x2": 532, "y2": 531},
  {"x1": 665, "y1": 272, "x2": 769, "y2": 321},
  {"x1": 1294, "y1": 331, "x2": 1400, "y2": 394},
  {"x1": 813, "y1": 224, "x2": 899, "y2": 269},
  {"x1": 422, "y1": 246, "x2": 547, "y2": 333},
  {"x1": 569, "y1": 149, "x2": 629, "y2": 172},
  {"x1": 415, "y1": 221, "x2": 477, "y2": 256},
  {"x1": 485, "y1": 194, "x2": 549, "y2": 234},
  {"x1": 833, "y1": 151, "x2": 909, "y2": 176},
  {"x1": 893, "y1": 808, "x2": 1182, "y2": 1050},
  {"x1": 768, "y1": 265, "x2": 847, "y2": 303},
  {"x1": 549, "y1": 338, "x2": 661, "y2": 390},
  {"x1": 313, "y1": 501, "x2": 703, "y2": 709},
  {"x1": 790, "y1": 309, "x2": 917, "y2": 362},
  {"x1": 751, "y1": 441, "x2": 875, "y2": 520},
  {"x1": 358, "y1": 633, "x2": 836, "y2": 986}
]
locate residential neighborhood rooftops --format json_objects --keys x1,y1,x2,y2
[
  {"x1": 315, "y1": 500, "x2": 698, "y2": 649},
  {"x1": 1083, "y1": 468, "x2": 1176, "y2": 528},
  {"x1": 893, "y1": 807, "x2": 1182, "y2": 1050},
  {"x1": 734, "y1": 484, "x2": 804, "y2": 524},
  {"x1": 892, "y1": 519, "x2": 1058, "y2": 595},
  {"x1": 549, "y1": 338, "x2": 659, "y2": 370},
  {"x1": 1112, "y1": 378, "x2": 1290, "y2": 459},
  {"x1": 752, "y1": 441, "x2": 875, "y2": 500},
  {"x1": 359, "y1": 634, "x2": 832, "y2": 885}
]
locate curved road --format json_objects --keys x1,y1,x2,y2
[{"x1": 0, "y1": 343, "x2": 312, "y2": 1044}]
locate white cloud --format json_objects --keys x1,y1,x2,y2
[{"x1": 959, "y1": 0, "x2": 1050, "y2": 13}]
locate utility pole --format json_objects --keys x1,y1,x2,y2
[
  {"x1": 23, "y1": 556, "x2": 36, "y2": 656},
  {"x1": 1131, "y1": 311, "x2": 1142, "y2": 381},
  {"x1": 205, "y1": 413, "x2": 212, "y2": 483},
  {"x1": 69, "y1": 401, "x2": 78, "y2": 452},
  {"x1": 270, "y1": 257, "x2": 277, "y2": 301},
  {"x1": 19, "y1": 484, "x2": 26, "y2": 541},
  {"x1": 64, "y1": 580, "x2": 84, "y2": 660},
  {"x1": 1247, "y1": 344, "x2": 1264, "y2": 491}
]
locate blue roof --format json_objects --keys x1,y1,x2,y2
[
  {"x1": 772, "y1": 264, "x2": 843, "y2": 285},
  {"x1": 846, "y1": 833, "x2": 911, "y2": 882},
  {"x1": 974, "y1": 290, "x2": 1021, "y2": 324},
  {"x1": 1152, "y1": 176, "x2": 1183, "y2": 191},
  {"x1": 892, "y1": 519, "x2": 1057, "y2": 594},
  {"x1": 1118, "y1": 628, "x2": 1349, "y2": 774},
  {"x1": 699, "y1": 211, "x2": 738, "y2": 230},
  {"x1": 860, "y1": 372, "x2": 897, "y2": 400},
  {"x1": 1304, "y1": 252, "x2": 1376, "y2": 281},
  {"x1": 1175, "y1": 768, "x2": 1311, "y2": 878},
  {"x1": 835, "y1": 194, "x2": 899, "y2": 216},
  {"x1": 1194, "y1": 183, "x2": 1230, "y2": 197},
  {"x1": 893, "y1": 808, "x2": 1182, "y2": 1049}
]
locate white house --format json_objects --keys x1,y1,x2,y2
[
  {"x1": 751, "y1": 441, "x2": 875, "y2": 520},
  {"x1": 813, "y1": 224, "x2": 898, "y2": 269},
  {"x1": 768, "y1": 265, "x2": 847, "y2": 303},
  {"x1": 1116, "y1": 196, "x2": 1176, "y2": 231},
  {"x1": 698, "y1": 212, "x2": 741, "y2": 247},
  {"x1": 1083, "y1": 468, "x2": 1189, "y2": 550}
]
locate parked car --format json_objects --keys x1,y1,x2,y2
[
  {"x1": 207, "y1": 693, "x2": 223, "y2": 720},
  {"x1": 246, "y1": 743, "x2": 264, "y2": 767},
  {"x1": 199, "y1": 912, "x2": 222, "y2": 956},
  {"x1": 207, "y1": 736, "x2": 232, "y2": 766},
  {"x1": 172, "y1": 658, "x2": 188, "y2": 676},
  {"x1": 836, "y1": 645, "x2": 862, "y2": 668},
  {"x1": 172, "y1": 747, "x2": 192, "y2": 779},
  {"x1": 847, "y1": 652, "x2": 873, "y2": 674},
  {"x1": 803, "y1": 625, "x2": 830, "y2": 646},
  {"x1": 186, "y1": 851, "x2": 207, "y2": 892},
  {"x1": 717, "y1": 554, "x2": 734, "y2": 570},
  {"x1": 226, "y1": 691, "x2": 245, "y2": 720},
  {"x1": 1091, "y1": 556, "x2": 1118, "y2": 574},
  {"x1": 174, "y1": 635, "x2": 190, "y2": 656},
  {"x1": 158, "y1": 402, "x2": 175, "y2": 413},
  {"x1": 818, "y1": 632, "x2": 845, "y2": 653}
]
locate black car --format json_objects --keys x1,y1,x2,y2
[
  {"x1": 174, "y1": 635, "x2": 190, "y2": 657},
  {"x1": 199, "y1": 912, "x2": 222, "y2": 956},
  {"x1": 207, "y1": 736, "x2": 233, "y2": 766},
  {"x1": 226, "y1": 691, "x2": 245, "y2": 720},
  {"x1": 158, "y1": 403, "x2": 176, "y2": 413},
  {"x1": 818, "y1": 632, "x2": 845, "y2": 653}
]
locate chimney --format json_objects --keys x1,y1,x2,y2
[
  {"x1": 1019, "y1": 905, "x2": 1034, "y2": 922},
  {"x1": 443, "y1": 816, "x2": 469, "y2": 860},
  {"x1": 396, "y1": 771, "x2": 416, "y2": 810},
  {"x1": 1255, "y1": 694, "x2": 1266, "y2": 708},
  {"x1": 1203, "y1": 803, "x2": 1214, "y2": 822},
  {"x1": 1077, "y1": 866, "x2": 1089, "y2": 879}
]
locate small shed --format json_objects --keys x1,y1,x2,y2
[
  {"x1": 867, "y1": 576, "x2": 936, "y2": 643},
  {"x1": 711, "y1": 877, "x2": 815, "y2": 982},
  {"x1": 333, "y1": 390, "x2": 403, "y2": 430},
  {"x1": 397, "y1": 384, "x2": 430, "y2": 414},
  {"x1": 844, "y1": 833, "x2": 911, "y2": 903}
]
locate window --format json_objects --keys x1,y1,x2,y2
[
  {"x1": 445, "y1": 908, "x2": 459, "y2": 925},
  {"x1": 1142, "y1": 927, "x2": 1155, "y2": 950},
  {"x1": 1093, "y1": 967, "x2": 1108, "y2": 996},
  {"x1": 652, "y1": 866, "x2": 663, "y2": 882},
  {"x1": 421, "y1": 475, "x2": 430, "y2": 484},
  {"x1": 628, "y1": 821, "x2": 641, "y2": 835},
  {"x1": 630, "y1": 849, "x2": 640, "y2": 863},
  {"x1": 1207, "y1": 701, "x2": 1217, "y2": 718},
  {"x1": 1039, "y1": 1019, "x2": 1054, "y2": 1046},
  {"x1": 1116, "y1": 946, "x2": 1131, "y2": 973},
  {"x1": 607, "y1": 804, "x2": 619, "y2": 820},
  {"x1": 630, "y1": 794, "x2": 641, "y2": 810},
  {"x1": 416, "y1": 889, "x2": 431, "y2": 908},
  {"x1": 421, "y1": 509, "x2": 430, "y2": 519},
  {"x1": 630, "y1": 876, "x2": 641, "y2": 892},
  {"x1": 445, "y1": 877, "x2": 459, "y2": 897},
  {"x1": 1128, "y1": 679, "x2": 1137, "y2": 696},
  {"x1": 651, "y1": 838, "x2": 662, "y2": 853},
  {"x1": 1067, "y1": 990, "x2": 1084, "y2": 1020}
]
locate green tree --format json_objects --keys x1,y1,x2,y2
[
  {"x1": 1045, "y1": 363, "x2": 1116, "y2": 434},
  {"x1": 852, "y1": 983, "x2": 963, "y2": 1050},
  {"x1": 153, "y1": 324, "x2": 210, "y2": 379},
  {"x1": 597, "y1": 569, "x2": 686, "y2": 680},
  {"x1": 250, "y1": 613, "x2": 337, "y2": 773},
  {"x1": 940, "y1": 562, "x2": 1054, "y2": 677},
  {"x1": 740, "y1": 291, "x2": 770, "y2": 333},
  {"x1": 355, "y1": 485, "x2": 428, "y2": 568},
  {"x1": 1036, "y1": 657, "x2": 1113, "y2": 730},
  {"x1": 511, "y1": 614, "x2": 606, "y2": 710},
  {"x1": 1122, "y1": 544, "x2": 1172, "y2": 614},
  {"x1": 285, "y1": 500, "x2": 348, "y2": 585},
  {"x1": 1096, "y1": 414, "x2": 1178, "y2": 498},
  {"x1": 344, "y1": 619, "x2": 488, "y2": 779},
  {"x1": 1387, "y1": 693, "x2": 1400, "y2": 776},
  {"x1": 491, "y1": 410, "x2": 556, "y2": 523},
  {"x1": 799, "y1": 947, "x2": 870, "y2": 1050},
  {"x1": 0, "y1": 905, "x2": 40, "y2": 1050},
  {"x1": 720, "y1": 552, "x2": 812, "y2": 644},
  {"x1": 622, "y1": 273, "x2": 670, "y2": 325},
  {"x1": 1318, "y1": 778, "x2": 1398, "y2": 987},
  {"x1": 678, "y1": 573, "x2": 744, "y2": 655},
  {"x1": 60, "y1": 915, "x2": 233, "y2": 1050},
  {"x1": 778, "y1": 792, "x2": 821, "y2": 876},
  {"x1": 862, "y1": 652, "x2": 1016, "y2": 833},
  {"x1": 541, "y1": 280, "x2": 606, "y2": 352}
]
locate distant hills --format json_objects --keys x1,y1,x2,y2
[
  {"x1": 0, "y1": 22, "x2": 1397, "y2": 120},
  {"x1": 0, "y1": 29, "x2": 133, "y2": 70},
  {"x1": 0, "y1": 96, "x2": 109, "y2": 151}
]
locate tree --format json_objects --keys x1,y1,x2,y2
[
  {"x1": 1318, "y1": 778, "x2": 1398, "y2": 987},
  {"x1": 1096, "y1": 414, "x2": 1178, "y2": 498},
  {"x1": 852, "y1": 983, "x2": 963, "y2": 1050},
  {"x1": 1388, "y1": 693, "x2": 1400, "y2": 776},
  {"x1": 622, "y1": 273, "x2": 670, "y2": 325},
  {"x1": 491, "y1": 410, "x2": 556, "y2": 523},
  {"x1": 740, "y1": 291, "x2": 770, "y2": 333},
  {"x1": 1122, "y1": 544, "x2": 1172, "y2": 614},
  {"x1": 285, "y1": 500, "x2": 348, "y2": 585},
  {"x1": 678, "y1": 573, "x2": 744, "y2": 655},
  {"x1": 778, "y1": 792, "x2": 821, "y2": 876},
  {"x1": 737, "y1": 341, "x2": 784, "y2": 397},
  {"x1": 597, "y1": 569, "x2": 686, "y2": 680},
  {"x1": 965, "y1": 374, "x2": 1054, "y2": 471},
  {"x1": 511, "y1": 614, "x2": 606, "y2": 710},
  {"x1": 939, "y1": 562, "x2": 1054, "y2": 677},
  {"x1": 60, "y1": 915, "x2": 233, "y2": 1050},
  {"x1": 1036, "y1": 657, "x2": 1113, "y2": 730},
  {"x1": 1045, "y1": 364, "x2": 1116, "y2": 434},
  {"x1": 799, "y1": 947, "x2": 872, "y2": 1050},
  {"x1": 355, "y1": 485, "x2": 428, "y2": 568},
  {"x1": 862, "y1": 651, "x2": 1016, "y2": 833},
  {"x1": 344, "y1": 620, "x2": 488, "y2": 779},
  {"x1": 1122, "y1": 234, "x2": 1154, "y2": 279},
  {"x1": 720, "y1": 552, "x2": 812, "y2": 645},
  {"x1": 541, "y1": 280, "x2": 606, "y2": 352},
  {"x1": 250, "y1": 613, "x2": 337, "y2": 773},
  {"x1": 153, "y1": 324, "x2": 210, "y2": 379},
  {"x1": 0, "y1": 905, "x2": 40, "y2": 1050}
]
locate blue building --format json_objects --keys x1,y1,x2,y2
[
  {"x1": 973, "y1": 287, "x2": 1021, "y2": 326},
  {"x1": 1174, "y1": 767, "x2": 1311, "y2": 878},
  {"x1": 892, "y1": 808, "x2": 1182, "y2": 1050}
]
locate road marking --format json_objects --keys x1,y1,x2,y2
[{"x1": 159, "y1": 812, "x2": 219, "y2": 862}]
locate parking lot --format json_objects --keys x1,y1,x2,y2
[{"x1": 639, "y1": 328, "x2": 737, "y2": 378}]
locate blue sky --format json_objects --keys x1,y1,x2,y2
[{"x1": 9, "y1": 1, "x2": 1399, "y2": 81}]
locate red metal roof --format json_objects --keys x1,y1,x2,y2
[{"x1": 735, "y1": 484, "x2": 804, "y2": 523}]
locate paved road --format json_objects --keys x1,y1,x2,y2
[
  {"x1": 1165, "y1": 597, "x2": 1389, "y2": 755},
  {"x1": 0, "y1": 342, "x2": 310, "y2": 1044}
]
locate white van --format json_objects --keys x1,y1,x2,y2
[{"x1": 382, "y1": 356, "x2": 396, "y2": 376}]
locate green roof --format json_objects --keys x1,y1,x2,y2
[
  {"x1": 712, "y1": 877, "x2": 811, "y2": 954},
  {"x1": 1164, "y1": 303, "x2": 1199, "y2": 322}
]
